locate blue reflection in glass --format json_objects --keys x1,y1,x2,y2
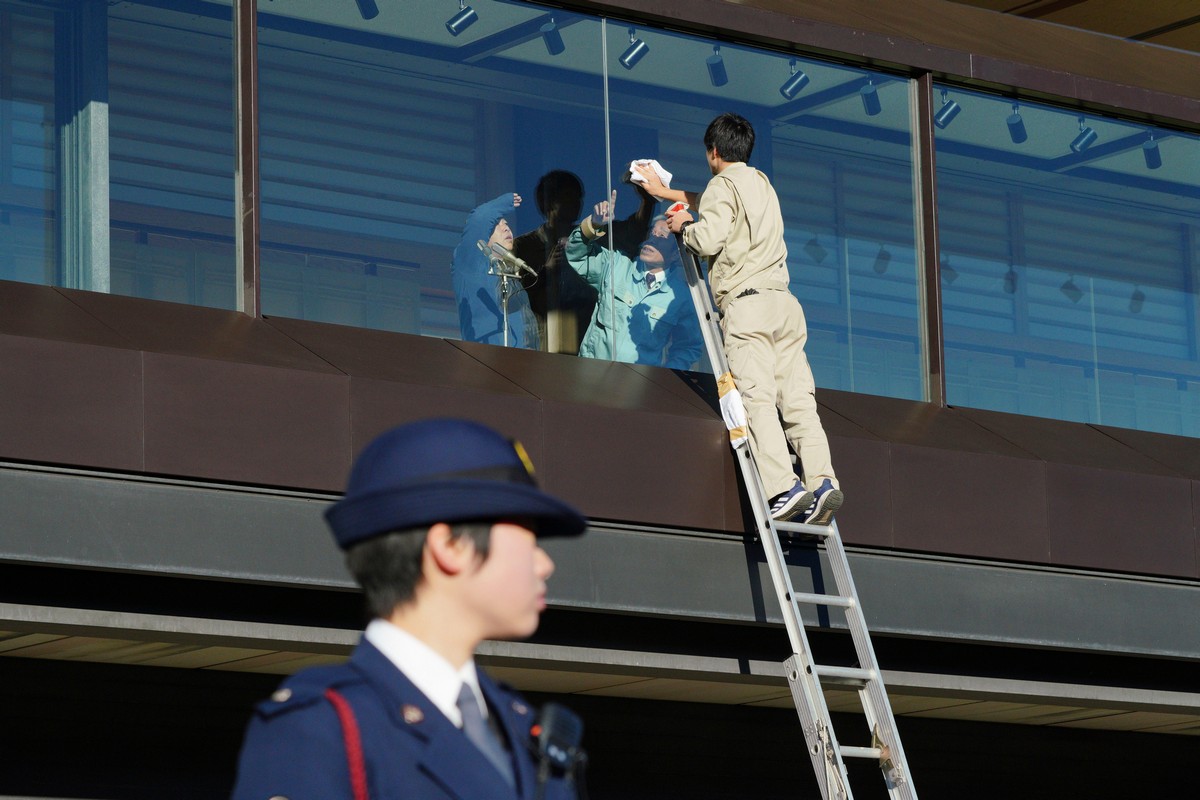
[{"x1": 934, "y1": 84, "x2": 1200, "y2": 437}]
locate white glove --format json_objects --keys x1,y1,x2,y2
[
  {"x1": 628, "y1": 159, "x2": 673, "y2": 189},
  {"x1": 717, "y1": 372, "x2": 748, "y2": 449}
]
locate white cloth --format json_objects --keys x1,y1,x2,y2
[
  {"x1": 628, "y1": 159, "x2": 672, "y2": 188},
  {"x1": 364, "y1": 618, "x2": 485, "y2": 727},
  {"x1": 717, "y1": 372, "x2": 749, "y2": 449}
]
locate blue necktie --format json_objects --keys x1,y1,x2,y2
[{"x1": 457, "y1": 683, "x2": 515, "y2": 788}]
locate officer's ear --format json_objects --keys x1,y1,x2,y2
[{"x1": 426, "y1": 522, "x2": 477, "y2": 576}]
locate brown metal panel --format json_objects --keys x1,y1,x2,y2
[
  {"x1": 57, "y1": 289, "x2": 340, "y2": 372},
  {"x1": 347, "y1": 376, "x2": 544, "y2": 475},
  {"x1": 818, "y1": 388, "x2": 1035, "y2": 457},
  {"x1": 826, "y1": 435, "x2": 893, "y2": 548},
  {"x1": 265, "y1": 317, "x2": 528, "y2": 396},
  {"x1": 1047, "y1": 465, "x2": 1196, "y2": 578},
  {"x1": 449, "y1": 340, "x2": 715, "y2": 418},
  {"x1": 891, "y1": 443, "x2": 1050, "y2": 562},
  {"x1": 541, "y1": 400, "x2": 730, "y2": 530},
  {"x1": 1090, "y1": 425, "x2": 1200, "y2": 481},
  {"x1": 956, "y1": 407, "x2": 1181, "y2": 477},
  {"x1": 0, "y1": 335, "x2": 143, "y2": 472},
  {"x1": 142, "y1": 353, "x2": 350, "y2": 491},
  {"x1": 0, "y1": 281, "x2": 127, "y2": 347}
]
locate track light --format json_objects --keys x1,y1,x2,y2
[
  {"x1": 779, "y1": 59, "x2": 810, "y2": 100},
  {"x1": 445, "y1": 0, "x2": 477, "y2": 36},
  {"x1": 1143, "y1": 133, "x2": 1162, "y2": 170},
  {"x1": 804, "y1": 237, "x2": 827, "y2": 264},
  {"x1": 354, "y1": 0, "x2": 379, "y2": 20},
  {"x1": 1006, "y1": 103, "x2": 1027, "y2": 144},
  {"x1": 619, "y1": 28, "x2": 648, "y2": 70},
  {"x1": 540, "y1": 18, "x2": 565, "y2": 56},
  {"x1": 1060, "y1": 275, "x2": 1083, "y2": 303},
  {"x1": 872, "y1": 245, "x2": 891, "y2": 275},
  {"x1": 940, "y1": 256, "x2": 958, "y2": 284},
  {"x1": 1003, "y1": 266, "x2": 1017, "y2": 294},
  {"x1": 860, "y1": 79, "x2": 881, "y2": 116},
  {"x1": 1070, "y1": 117, "x2": 1097, "y2": 153},
  {"x1": 1129, "y1": 286, "x2": 1145, "y2": 314},
  {"x1": 706, "y1": 46, "x2": 727, "y2": 87},
  {"x1": 933, "y1": 90, "x2": 961, "y2": 129}
]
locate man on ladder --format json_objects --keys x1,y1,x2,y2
[{"x1": 636, "y1": 112, "x2": 844, "y2": 525}]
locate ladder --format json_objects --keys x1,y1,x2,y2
[{"x1": 676, "y1": 238, "x2": 918, "y2": 800}]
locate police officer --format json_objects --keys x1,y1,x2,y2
[{"x1": 231, "y1": 418, "x2": 587, "y2": 800}]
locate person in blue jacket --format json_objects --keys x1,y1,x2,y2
[
  {"x1": 452, "y1": 193, "x2": 539, "y2": 349},
  {"x1": 231, "y1": 418, "x2": 588, "y2": 800},
  {"x1": 565, "y1": 196, "x2": 703, "y2": 371}
]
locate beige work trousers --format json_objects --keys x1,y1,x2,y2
[{"x1": 721, "y1": 289, "x2": 837, "y2": 498}]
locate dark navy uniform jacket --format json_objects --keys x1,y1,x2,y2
[{"x1": 231, "y1": 640, "x2": 578, "y2": 800}]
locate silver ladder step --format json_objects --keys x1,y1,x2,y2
[{"x1": 678, "y1": 234, "x2": 918, "y2": 800}]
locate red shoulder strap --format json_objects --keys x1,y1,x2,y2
[{"x1": 325, "y1": 688, "x2": 369, "y2": 800}]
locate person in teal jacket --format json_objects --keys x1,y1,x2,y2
[{"x1": 565, "y1": 197, "x2": 702, "y2": 371}]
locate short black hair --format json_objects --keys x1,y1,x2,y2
[
  {"x1": 345, "y1": 522, "x2": 492, "y2": 619},
  {"x1": 534, "y1": 170, "x2": 584, "y2": 216},
  {"x1": 704, "y1": 113, "x2": 755, "y2": 163}
]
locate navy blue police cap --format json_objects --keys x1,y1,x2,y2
[{"x1": 325, "y1": 418, "x2": 586, "y2": 549}]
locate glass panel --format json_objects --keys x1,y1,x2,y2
[
  {"x1": 606, "y1": 31, "x2": 920, "y2": 393},
  {"x1": 0, "y1": 4, "x2": 56, "y2": 285},
  {"x1": 935, "y1": 85, "x2": 1200, "y2": 437},
  {"x1": 256, "y1": 0, "x2": 604, "y2": 349},
  {"x1": 108, "y1": 1, "x2": 235, "y2": 308}
]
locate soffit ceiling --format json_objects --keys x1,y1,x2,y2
[{"x1": 945, "y1": 0, "x2": 1200, "y2": 55}]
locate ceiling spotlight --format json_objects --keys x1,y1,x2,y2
[
  {"x1": 1006, "y1": 103, "x2": 1028, "y2": 145},
  {"x1": 1003, "y1": 266, "x2": 1017, "y2": 294},
  {"x1": 860, "y1": 79, "x2": 881, "y2": 117},
  {"x1": 1129, "y1": 286, "x2": 1145, "y2": 314},
  {"x1": 619, "y1": 28, "x2": 648, "y2": 70},
  {"x1": 933, "y1": 89, "x2": 961, "y2": 129},
  {"x1": 779, "y1": 59, "x2": 810, "y2": 100},
  {"x1": 706, "y1": 45, "x2": 727, "y2": 87},
  {"x1": 445, "y1": 0, "x2": 477, "y2": 36},
  {"x1": 872, "y1": 245, "x2": 891, "y2": 275},
  {"x1": 940, "y1": 256, "x2": 958, "y2": 284},
  {"x1": 1060, "y1": 275, "x2": 1083, "y2": 304},
  {"x1": 804, "y1": 237, "x2": 827, "y2": 264},
  {"x1": 354, "y1": 0, "x2": 379, "y2": 20},
  {"x1": 540, "y1": 18, "x2": 565, "y2": 56},
  {"x1": 1143, "y1": 133, "x2": 1162, "y2": 170},
  {"x1": 1070, "y1": 116, "x2": 1097, "y2": 153}
]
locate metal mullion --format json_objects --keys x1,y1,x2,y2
[
  {"x1": 912, "y1": 72, "x2": 945, "y2": 407},
  {"x1": 233, "y1": 0, "x2": 260, "y2": 317}
]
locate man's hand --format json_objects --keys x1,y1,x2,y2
[
  {"x1": 667, "y1": 208, "x2": 694, "y2": 233},
  {"x1": 590, "y1": 190, "x2": 618, "y2": 227},
  {"x1": 633, "y1": 163, "x2": 669, "y2": 200},
  {"x1": 512, "y1": 193, "x2": 522, "y2": 208}
]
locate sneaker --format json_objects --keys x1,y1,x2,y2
[
  {"x1": 769, "y1": 481, "x2": 814, "y2": 522},
  {"x1": 802, "y1": 479, "x2": 844, "y2": 526}
]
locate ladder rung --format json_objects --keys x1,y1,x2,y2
[
  {"x1": 840, "y1": 746, "x2": 884, "y2": 760},
  {"x1": 772, "y1": 519, "x2": 835, "y2": 537},
  {"x1": 790, "y1": 591, "x2": 854, "y2": 608},
  {"x1": 813, "y1": 664, "x2": 875, "y2": 684}
]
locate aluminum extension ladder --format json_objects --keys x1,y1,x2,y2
[{"x1": 676, "y1": 236, "x2": 918, "y2": 800}]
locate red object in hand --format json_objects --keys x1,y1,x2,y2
[{"x1": 666, "y1": 202, "x2": 689, "y2": 215}]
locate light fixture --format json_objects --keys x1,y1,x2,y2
[
  {"x1": 1143, "y1": 133, "x2": 1162, "y2": 170},
  {"x1": 540, "y1": 18, "x2": 565, "y2": 56},
  {"x1": 779, "y1": 59, "x2": 810, "y2": 100},
  {"x1": 860, "y1": 79, "x2": 881, "y2": 117},
  {"x1": 706, "y1": 45, "x2": 727, "y2": 87},
  {"x1": 354, "y1": 0, "x2": 379, "y2": 20},
  {"x1": 804, "y1": 237, "x2": 827, "y2": 264},
  {"x1": 1003, "y1": 266, "x2": 1017, "y2": 294},
  {"x1": 940, "y1": 256, "x2": 958, "y2": 284},
  {"x1": 933, "y1": 89, "x2": 961, "y2": 129},
  {"x1": 1070, "y1": 116, "x2": 1097, "y2": 153},
  {"x1": 872, "y1": 245, "x2": 891, "y2": 275},
  {"x1": 619, "y1": 28, "x2": 648, "y2": 69},
  {"x1": 1006, "y1": 103, "x2": 1028, "y2": 144},
  {"x1": 1060, "y1": 275, "x2": 1083, "y2": 303},
  {"x1": 1129, "y1": 286, "x2": 1145, "y2": 314},
  {"x1": 445, "y1": 0, "x2": 477, "y2": 36}
]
